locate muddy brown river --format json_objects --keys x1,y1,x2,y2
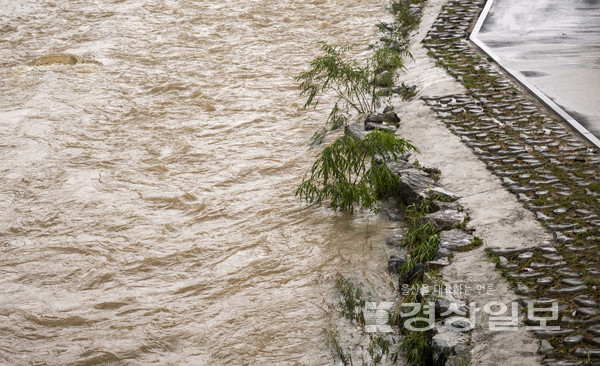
[{"x1": 0, "y1": 0, "x2": 399, "y2": 364}]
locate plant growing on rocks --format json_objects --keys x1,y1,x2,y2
[
  {"x1": 296, "y1": 130, "x2": 417, "y2": 213},
  {"x1": 296, "y1": 36, "x2": 410, "y2": 145}
]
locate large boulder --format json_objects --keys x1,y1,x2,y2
[{"x1": 387, "y1": 159, "x2": 436, "y2": 205}]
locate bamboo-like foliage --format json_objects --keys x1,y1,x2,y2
[
  {"x1": 296, "y1": 130, "x2": 417, "y2": 213},
  {"x1": 295, "y1": 40, "x2": 408, "y2": 145}
]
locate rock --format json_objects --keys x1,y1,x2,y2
[
  {"x1": 428, "y1": 187, "x2": 459, "y2": 202},
  {"x1": 536, "y1": 211, "x2": 553, "y2": 222},
  {"x1": 344, "y1": 123, "x2": 369, "y2": 140},
  {"x1": 555, "y1": 268, "x2": 580, "y2": 278},
  {"x1": 429, "y1": 323, "x2": 470, "y2": 366},
  {"x1": 555, "y1": 232, "x2": 575, "y2": 244},
  {"x1": 533, "y1": 328, "x2": 575, "y2": 339},
  {"x1": 543, "y1": 254, "x2": 563, "y2": 261},
  {"x1": 408, "y1": 6, "x2": 422, "y2": 16},
  {"x1": 563, "y1": 335, "x2": 584, "y2": 347},
  {"x1": 548, "y1": 285, "x2": 587, "y2": 295},
  {"x1": 488, "y1": 247, "x2": 528, "y2": 256},
  {"x1": 28, "y1": 53, "x2": 101, "y2": 66},
  {"x1": 509, "y1": 271, "x2": 543, "y2": 279},
  {"x1": 542, "y1": 360, "x2": 588, "y2": 366},
  {"x1": 577, "y1": 308, "x2": 599, "y2": 316},
  {"x1": 562, "y1": 278, "x2": 584, "y2": 286},
  {"x1": 422, "y1": 209, "x2": 468, "y2": 231},
  {"x1": 443, "y1": 316, "x2": 473, "y2": 332},
  {"x1": 517, "y1": 251, "x2": 534, "y2": 260},
  {"x1": 589, "y1": 325, "x2": 600, "y2": 336},
  {"x1": 538, "y1": 339, "x2": 554, "y2": 355},
  {"x1": 436, "y1": 229, "x2": 474, "y2": 258},
  {"x1": 426, "y1": 256, "x2": 451, "y2": 268},
  {"x1": 539, "y1": 246, "x2": 558, "y2": 253},
  {"x1": 516, "y1": 283, "x2": 535, "y2": 296},
  {"x1": 561, "y1": 316, "x2": 599, "y2": 326},
  {"x1": 387, "y1": 159, "x2": 435, "y2": 205},
  {"x1": 398, "y1": 263, "x2": 425, "y2": 285},
  {"x1": 435, "y1": 298, "x2": 469, "y2": 318},
  {"x1": 388, "y1": 249, "x2": 408, "y2": 274},
  {"x1": 364, "y1": 113, "x2": 384, "y2": 124},
  {"x1": 385, "y1": 207, "x2": 403, "y2": 221},
  {"x1": 537, "y1": 277, "x2": 554, "y2": 285},
  {"x1": 574, "y1": 295, "x2": 600, "y2": 309},
  {"x1": 530, "y1": 262, "x2": 563, "y2": 270},
  {"x1": 547, "y1": 223, "x2": 576, "y2": 230},
  {"x1": 386, "y1": 231, "x2": 405, "y2": 247},
  {"x1": 364, "y1": 122, "x2": 398, "y2": 133},
  {"x1": 383, "y1": 110, "x2": 401, "y2": 126},
  {"x1": 574, "y1": 347, "x2": 600, "y2": 358}
]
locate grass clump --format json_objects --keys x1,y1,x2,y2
[
  {"x1": 400, "y1": 327, "x2": 431, "y2": 365},
  {"x1": 400, "y1": 222, "x2": 439, "y2": 274}
]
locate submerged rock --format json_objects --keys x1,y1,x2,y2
[
  {"x1": 0, "y1": 24, "x2": 17, "y2": 32},
  {"x1": 29, "y1": 53, "x2": 102, "y2": 66}
]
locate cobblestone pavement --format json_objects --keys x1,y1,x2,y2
[{"x1": 420, "y1": 0, "x2": 600, "y2": 364}]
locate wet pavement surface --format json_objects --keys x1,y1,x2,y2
[{"x1": 472, "y1": 0, "x2": 600, "y2": 140}]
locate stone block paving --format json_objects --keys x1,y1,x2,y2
[{"x1": 421, "y1": 0, "x2": 600, "y2": 364}]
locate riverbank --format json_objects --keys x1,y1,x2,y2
[{"x1": 392, "y1": 0, "x2": 600, "y2": 364}]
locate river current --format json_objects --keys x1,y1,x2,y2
[{"x1": 0, "y1": 0, "x2": 398, "y2": 364}]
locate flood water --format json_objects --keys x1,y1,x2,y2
[
  {"x1": 0, "y1": 1, "x2": 398, "y2": 364},
  {"x1": 474, "y1": 0, "x2": 600, "y2": 138}
]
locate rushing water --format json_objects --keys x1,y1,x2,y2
[{"x1": 0, "y1": 0, "x2": 399, "y2": 364}]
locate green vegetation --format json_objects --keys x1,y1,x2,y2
[
  {"x1": 330, "y1": 277, "x2": 399, "y2": 366},
  {"x1": 296, "y1": 38, "x2": 410, "y2": 145},
  {"x1": 325, "y1": 328, "x2": 352, "y2": 366},
  {"x1": 400, "y1": 329, "x2": 431, "y2": 365},
  {"x1": 338, "y1": 277, "x2": 367, "y2": 325},
  {"x1": 391, "y1": 0, "x2": 424, "y2": 36},
  {"x1": 296, "y1": 130, "x2": 417, "y2": 213},
  {"x1": 368, "y1": 334, "x2": 397, "y2": 365},
  {"x1": 400, "y1": 222, "x2": 439, "y2": 274}
]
